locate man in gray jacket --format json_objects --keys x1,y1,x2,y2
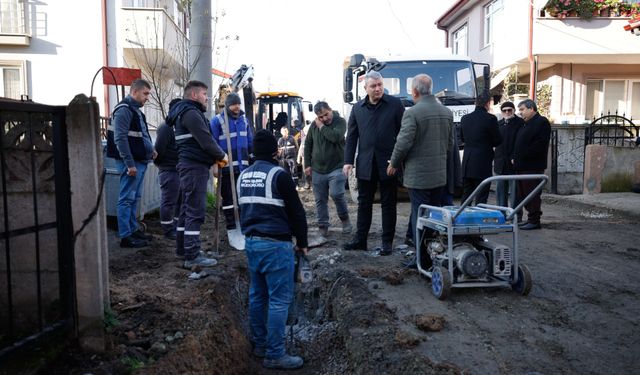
[{"x1": 388, "y1": 74, "x2": 453, "y2": 246}]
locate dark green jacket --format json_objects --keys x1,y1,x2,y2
[{"x1": 304, "y1": 111, "x2": 346, "y2": 174}]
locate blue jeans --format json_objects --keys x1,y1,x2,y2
[
  {"x1": 312, "y1": 168, "x2": 349, "y2": 227},
  {"x1": 116, "y1": 160, "x2": 147, "y2": 238},
  {"x1": 495, "y1": 179, "x2": 517, "y2": 208},
  {"x1": 245, "y1": 237, "x2": 294, "y2": 360}
]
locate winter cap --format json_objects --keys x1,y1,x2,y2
[
  {"x1": 500, "y1": 101, "x2": 515, "y2": 110},
  {"x1": 252, "y1": 129, "x2": 278, "y2": 157},
  {"x1": 225, "y1": 92, "x2": 242, "y2": 107}
]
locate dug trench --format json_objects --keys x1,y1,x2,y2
[{"x1": 43, "y1": 190, "x2": 466, "y2": 375}]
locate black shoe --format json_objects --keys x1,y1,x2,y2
[
  {"x1": 120, "y1": 236, "x2": 148, "y2": 248},
  {"x1": 520, "y1": 222, "x2": 541, "y2": 230},
  {"x1": 404, "y1": 237, "x2": 415, "y2": 248},
  {"x1": 164, "y1": 229, "x2": 177, "y2": 240},
  {"x1": 132, "y1": 229, "x2": 152, "y2": 241},
  {"x1": 379, "y1": 243, "x2": 393, "y2": 256},
  {"x1": 343, "y1": 238, "x2": 367, "y2": 251}
]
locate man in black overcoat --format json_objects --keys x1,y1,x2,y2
[
  {"x1": 343, "y1": 71, "x2": 405, "y2": 255},
  {"x1": 460, "y1": 91, "x2": 502, "y2": 205}
]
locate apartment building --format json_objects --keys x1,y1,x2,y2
[{"x1": 0, "y1": 0, "x2": 190, "y2": 128}]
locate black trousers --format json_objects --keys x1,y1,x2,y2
[
  {"x1": 517, "y1": 169, "x2": 544, "y2": 224},
  {"x1": 221, "y1": 171, "x2": 240, "y2": 229},
  {"x1": 355, "y1": 165, "x2": 397, "y2": 245},
  {"x1": 462, "y1": 177, "x2": 491, "y2": 206}
]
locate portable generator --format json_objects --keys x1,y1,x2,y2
[{"x1": 416, "y1": 175, "x2": 547, "y2": 300}]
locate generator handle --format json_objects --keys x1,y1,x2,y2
[{"x1": 454, "y1": 174, "x2": 548, "y2": 222}]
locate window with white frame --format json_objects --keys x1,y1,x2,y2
[
  {"x1": 0, "y1": 0, "x2": 27, "y2": 34},
  {"x1": 0, "y1": 62, "x2": 25, "y2": 99},
  {"x1": 453, "y1": 24, "x2": 468, "y2": 56},
  {"x1": 483, "y1": 0, "x2": 503, "y2": 47},
  {"x1": 585, "y1": 79, "x2": 640, "y2": 120}
]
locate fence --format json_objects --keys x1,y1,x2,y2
[{"x1": 0, "y1": 99, "x2": 76, "y2": 362}]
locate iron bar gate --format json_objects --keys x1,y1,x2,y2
[{"x1": 0, "y1": 99, "x2": 76, "y2": 363}]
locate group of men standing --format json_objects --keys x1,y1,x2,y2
[
  {"x1": 108, "y1": 72, "x2": 551, "y2": 370},
  {"x1": 343, "y1": 71, "x2": 551, "y2": 254}
]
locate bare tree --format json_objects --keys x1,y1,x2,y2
[{"x1": 122, "y1": 1, "x2": 209, "y2": 124}]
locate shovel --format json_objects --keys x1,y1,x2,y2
[{"x1": 221, "y1": 108, "x2": 245, "y2": 250}]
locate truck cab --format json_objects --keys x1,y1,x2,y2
[{"x1": 342, "y1": 54, "x2": 491, "y2": 148}]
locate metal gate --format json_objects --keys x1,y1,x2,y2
[
  {"x1": 585, "y1": 112, "x2": 638, "y2": 148},
  {"x1": 0, "y1": 99, "x2": 76, "y2": 362}
]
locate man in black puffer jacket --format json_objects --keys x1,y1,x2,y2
[{"x1": 167, "y1": 80, "x2": 227, "y2": 268}]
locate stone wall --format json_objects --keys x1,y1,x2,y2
[{"x1": 553, "y1": 125, "x2": 587, "y2": 194}]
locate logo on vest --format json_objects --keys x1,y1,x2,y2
[{"x1": 240, "y1": 170, "x2": 267, "y2": 188}]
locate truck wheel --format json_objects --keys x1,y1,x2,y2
[
  {"x1": 511, "y1": 264, "x2": 532, "y2": 296},
  {"x1": 431, "y1": 266, "x2": 451, "y2": 300}
]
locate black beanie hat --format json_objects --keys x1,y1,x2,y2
[
  {"x1": 500, "y1": 101, "x2": 515, "y2": 110},
  {"x1": 253, "y1": 130, "x2": 278, "y2": 158},
  {"x1": 225, "y1": 92, "x2": 242, "y2": 107}
]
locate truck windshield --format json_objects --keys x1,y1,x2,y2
[{"x1": 374, "y1": 60, "x2": 476, "y2": 104}]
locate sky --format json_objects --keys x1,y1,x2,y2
[{"x1": 210, "y1": 0, "x2": 458, "y2": 111}]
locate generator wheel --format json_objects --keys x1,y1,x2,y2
[
  {"x1": 511, "y1": 264, "x2": 532, "y2": 296},
  {"x1": 431, "y1": 266, "x2": 451, "y2": 300}
]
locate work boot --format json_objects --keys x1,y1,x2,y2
[
  {"x1": 183, "y1": 255, "x2": 218, "y2": 269},
  {"x1": 340, "y1": 217, "x2": 353, "y2": 235},
  {"x1": 132, "y1": 229, "x2": 152, "y2": 241},
  {"x1": 343, "y1": 237, "x2": 367, "y2": 251},
  {"x1": 520, "y1": 222, "x2": 541, "y2": 230},
  {"x1": 120, "y1": 236, "x2": 148, "y2": 248},
  {"x1": 404, "y1": 236, "x2": 415, "y2": 248},
  {"x1": 318, "y1": 226, "x2": 328, "y2": 237},
  {"x1": 379, "y1": 242, "x2": 393, "y2": 256},
  {"x1": 262, "y1": 354, "x2": 304, "y2": 370}
]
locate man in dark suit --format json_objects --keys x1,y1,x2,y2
[
  {"x1": 513, "y1": 99, "x2": 551, "y2": 230},
  {"x1": 494, "y1": 101, "x2": 524, "y2": 209},
  {"x1": 343, "y1": 71, "x2": 405, "y2": 255},
  {"x1": 460, "y1": 91, "x2": 502, "y2": 205}
]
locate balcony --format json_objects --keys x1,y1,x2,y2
[
  {"x1": 533, "y1": 16, "x2": 640, "y2": 62},
  {"x1": 0, "y1": 0, "x2": 30, "y2": 46},
  {"x1": 121, "y1": 7, "x2": 189, "y2": 74}
]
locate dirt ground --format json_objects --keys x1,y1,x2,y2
[{"x1": 43, "y1": 188, "x2": 640, "y2": 374}]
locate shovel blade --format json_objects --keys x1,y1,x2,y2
[{"x1": 227, "y1": 228, "x2": 245, "y2": 250}]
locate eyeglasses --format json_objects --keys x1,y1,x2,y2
[{"x1": 501, "y1": 108, "x2": 514, "y2": 113}]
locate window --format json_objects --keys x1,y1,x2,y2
[
  {"x1": 586, "y1": 79, "x2": 640, "y2": 120},
  {"x1": 0, "y1": 63, "x2": 25, "y2": 99},
  {"x1": 453, "y1": 24, "x2": 468, "y2": 56},
  {"x1": 0, "y1": 0, "x2": 26, "y2": 34},
  {"x1": 483, "y1": 0, "x2": 503, "y2": 47}
]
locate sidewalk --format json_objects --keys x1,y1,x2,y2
[{"x1": 545, "y1": 192, "x2": 640, "y2": 220}]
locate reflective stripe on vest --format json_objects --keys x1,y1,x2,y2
[
  {"x1": 218, "y1": 130, "x2": 248, "y2": 140},
  {"x1": 107, "y1": 125, "x2": 144, "y2": 137},
  {"x1": 175, "y1": 133, "x2": 193, "y2": 140}
]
